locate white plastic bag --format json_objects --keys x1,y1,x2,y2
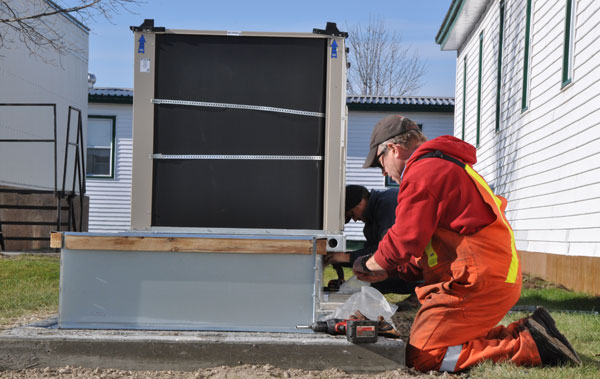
[
  {"x1": 337, "y1": 275, "x2": 370, "y2": 294},
  {"x1": 329, "y1": 286, "x2": 398, "y2": 323}
]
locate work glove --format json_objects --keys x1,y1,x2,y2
[{"x1": 352, "y1": 254, "x2": 388, "y2": 283}]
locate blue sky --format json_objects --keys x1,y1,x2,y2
[{"x1": 88, "y1": 0, "x2": 456, "y2": 97}]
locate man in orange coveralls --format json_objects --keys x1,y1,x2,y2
[{"x1": 353, "y1": 115, "x2": 582, "y2": 372}]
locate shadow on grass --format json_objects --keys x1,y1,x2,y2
[{"x1": 517, "y1": 290, "x2": 600, "y2": 312}]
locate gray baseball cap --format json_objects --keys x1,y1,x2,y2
[{"x1": 362, "y1": 115, "x2": 419, "y2": 168}]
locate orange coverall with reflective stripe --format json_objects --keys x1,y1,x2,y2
[{"x1": 406, "y1": 162, "x2": 541, "y2": 371}]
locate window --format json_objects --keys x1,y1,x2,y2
[
  {"x1": 462, "y1": 57, "x2": 467, "y2": 141},
  {"x1": 496, "y1": 0, "x2": 505, "y2": 132},
  {"x1": 522, "y1": 0, "x2": 533, "y2": 112},
  {"x1": 87, "y1": 116, "x2": 115, "y2": 178},
  {"x1": 385, "y1": 176, "x2": 397, "y2": 187},
  {"x1": 562, "y1": 0, "x2": 576, "y2": 87},
  {"x1": 477, "y1": 32, "x2": 484, "y2": 147}
]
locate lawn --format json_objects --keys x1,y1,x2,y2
[
  {"x1": 2, "y1": 255, "x2": 599, "y2": 377},
  {"x1": 0, "y1": 254, "x2": 60, "y2": 328}
]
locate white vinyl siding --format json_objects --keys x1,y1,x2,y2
[
  {"x1": 454, "y1": 0, "x2": 600, "y2": 258},
  {"x1": 86, "y1": 103, "x2": 132, "y2": 232}
]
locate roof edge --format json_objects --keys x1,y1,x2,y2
[
  {"x1": 347, "y1": 103, "x2": 454, "y2": 113},
  {"x1": 44, "y1": 0, "x2": 90, "y2": 33},
  {"x1": 435, "y1": 0, "x2": 464, "y2": 47}
]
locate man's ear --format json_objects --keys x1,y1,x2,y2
[
  {"x1": 390, "y1": 143, "x2": 410, "y2": 159},
  {"x1": 388, "y1": 143, "x2": 400, "y2": 158}
]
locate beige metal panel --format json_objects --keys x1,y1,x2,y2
[
  {"x1": 130, "y1": 32, "x2": 155, "y2": 230},
  {"x1": 161, "y1": 29, "x2": 328, "y2": 39},
  {"x1": 322, "y1": 36, "x2": 347, "y2": 234}
]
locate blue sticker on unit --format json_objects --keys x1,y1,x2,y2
[
  {"x1": 331, "y1": 40, "x2": 338, "y2": 58},
  {"x1": 138, "y1": 35, "x2": 146, "y2": 54}
]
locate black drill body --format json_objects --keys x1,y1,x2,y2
[{"x1": 299, "y1": 319, "x2": 378, "y2": 343}]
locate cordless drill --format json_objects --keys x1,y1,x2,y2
[{"x1": 296, "y1": 319, "x2": 378, "y2": 343}]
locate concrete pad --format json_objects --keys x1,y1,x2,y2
[{"x1": 0, "y1": 318, "x2": 405, "y2": 373}]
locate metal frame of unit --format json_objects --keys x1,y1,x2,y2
[{"x1": 130, "y1": 24, "x2": 348, "y2": 248}]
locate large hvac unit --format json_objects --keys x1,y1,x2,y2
[{"x1": 57, "y1": 20, "x2": 348, "y2": 332}]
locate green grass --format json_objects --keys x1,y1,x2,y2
[
  {"x1": 323, "y1": 264, "x2": 353, "y2": 285},
  {"x1": 468, "y1": 311, "x2": 600, "y2": 377},
  {"x1": 0, "y1": 254, "x2": 60, "y2": 327}
]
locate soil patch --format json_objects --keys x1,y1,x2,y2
[
  {"x1": 521, "y1": 273, "x2": 570, "y2": 291},
  {"x1": 0, "y1": 365, "x2": 445, "y2": 378}
]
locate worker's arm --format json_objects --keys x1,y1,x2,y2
[
  {"x1": 372, "y1": 180, "x2": 439, "y2": 280},
  {"x1": 323, "y1": 244, "x2": 377, "y2": 266},
  {"x1": 323, "y1": 251, "x2": 351, "y2": 265}
]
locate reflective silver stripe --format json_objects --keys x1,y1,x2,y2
[
  {"x1": 151, "y1": 98, "x2": 325, "y2": 118},
  {"x1": 440, "y1": 344, "x2": 462, "y2": 372},
  {"x1": 152, "y1": 154, "x2": 323, "y2": 161}
]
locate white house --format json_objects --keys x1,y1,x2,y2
[
  {"x1": 0, "y1": 0, "x2": 89, "y2": 250},
  {"x1": 437, "y1": 0, "x2": 600, "y2": 294},
  {"x1": 84, "y1": 90, "x2": 455, "y2": 246}
]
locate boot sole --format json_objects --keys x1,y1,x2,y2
[{"x1": 531, "y1": 308, "x2": 582, "y2": 366}]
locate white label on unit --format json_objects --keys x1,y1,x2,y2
[{"x1": 140, "y1": 58, "x2": 151, "y2": 73}]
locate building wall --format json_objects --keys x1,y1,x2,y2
[
  {"x1": 0, "y1": 0, "x2": 89, "y2": 192},
  {"x1": 453, "y1": 0, "x2": 600, "y2": 292},
  {"x1": 86, "y1": 102, "x2": 133, "y2": 232},
  {"x1": 345, "y1": 110, "x2": 454, "y2": 240}
]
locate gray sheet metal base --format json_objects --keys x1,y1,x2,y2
[
  {"x1": 0, "y1": 322, "x2": 406, "y2": 372},
  {"x1": 59, "y1": 247, "x2": 318, "y2": 332}
]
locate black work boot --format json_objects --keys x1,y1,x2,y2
[{"x1": 525, "y1": 307, "x2": 582, "y2": 366}]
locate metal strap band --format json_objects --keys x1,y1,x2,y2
[
  {"x1": 151, "y1": 98, "x2": 325, "y2": 118},
  {"x1": 152, "y1": 154, "x2": 323, "y2": 161},
  {"x1": 440, "y1": 344, "x2": 462, "y2": 372}
]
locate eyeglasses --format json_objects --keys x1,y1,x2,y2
[{"x1": 376, "y1": 147, "x2": 387, "y2": 168}]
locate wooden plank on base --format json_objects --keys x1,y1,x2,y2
[{"x1": 63, "y1": 235, "x2": 327, "y2": 255}]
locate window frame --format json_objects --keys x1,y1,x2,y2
[
  {"x1": 562, "y1": 0, "x2": 576, "y2": 88},
  {"x1": 522, "y1": 0, "x2": 533, "y2": 112},
  {"x1": 477, "y1": 31, "x2": 484, "y2": 148},
  {"x1": 462, "y1": 56, "x2": 467, "y2": 141},
  {"x1": 496, "y1": 0, "x2": 505, "y2": 132},
  {"x1": 86, "y1": 115, "x2": 116, "y2": 179}
]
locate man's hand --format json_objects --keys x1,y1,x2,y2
[
  {"x1": 323, "y1": 252, "x2": 351, "y2": 265},
  {"x1": 353, "y1": 255, "x2": 388, "y2": 283}
]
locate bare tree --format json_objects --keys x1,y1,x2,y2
[
  {"x1": 346, "y1": 16, "x2": 426, "y2": 96},
  {"x1": 0, "y1": 0, "x2": 137, "y2": 61}
]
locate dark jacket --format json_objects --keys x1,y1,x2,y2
[{"x1": 348, "y1": 188, "x2": 398, "y2": 264}]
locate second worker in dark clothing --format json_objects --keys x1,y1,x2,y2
[{"x1": 325, "y1": 185, "x2": 420, "y2": 294}]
